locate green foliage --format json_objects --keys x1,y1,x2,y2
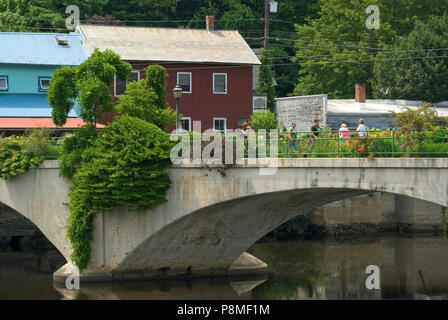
[
  {"x1": 143, "y1": 65, "x2": 168, "y2": 109},
  {"x1": 391, "y1": 103, "x2": 448, "y2": 146},
  {"x1": 293, "y1": 0, "x2": 448, "y2": 99},
  {"x1": 373, "y1": 16, "x2": 448, "y2": 102},
  {"x1": 411, "y1": 142, "x2": 448, "y2": 157},
  {"x1": 59, "y1": 125, "x2": 98, "y2": 179},
  {"x1": 368, "y1": 134, "x2": 398, "y2": 157},
  {"x1": 66, "y1": 116, "x2": 173, "y2": 270},
  {"x1": 48, "y1": 67, "x2": 77, "y2": 127},
  {"x1": 255, "y1": 49, "x2": 276, "y2": 111},
  {"x1": 48, "y1": 49, "x2": 132, "y2": 126},
  {"x1": 116, "y1": 66, "x2": 176, "y2": 130},
  {"x1": 0, "y1": 128, "x2": 51, "y2": 179},
  {"x1": 249, "y1": 110, "x2": 278, "y2": 131},
  {"x1": 424, "y1": 126, "x2": 448, "y2": 144}
]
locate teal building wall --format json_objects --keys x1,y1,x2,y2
[{"x1": 0, "y1": 64, "x2": 56, "y2": 94}]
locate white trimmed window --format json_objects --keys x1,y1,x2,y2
[
  {"x1": 213, "y1": 73, "x2": 227, "y2": 94},
  {"x1": 180, "y1": 117, "x2": 191, "y2": 132},
  {"x1": 0, "y1": 76, "x2": 8, "y2": 91},
  {"x1": 114, "y1": 71, "x2": 140, "y2": 96},
  {"x1": 39, "y1": 78, "x2": 51, "y2": 91},
  {"x1": 213, "y1": 117, "x2": 227, "y2": 133},
  {"x1": 177, "y1": 72, "x2": 192, "y2": 93}
]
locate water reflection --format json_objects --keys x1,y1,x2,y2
[
  {"x1": 249, "y1": 236, "x2": 448, "y2": 300},
  {"x1": 1, "y1": 236, "x2": 448, "y2": 300}
]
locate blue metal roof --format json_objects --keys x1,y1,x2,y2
[
  {"x1": 0, "y1": 94, "x2": 79, "y2": 117},
  {"x1": 0, "y1": 32, "x2": 88, "y2": 66}
]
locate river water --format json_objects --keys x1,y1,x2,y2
[{"x1": 0, "y1": 235, "x2": 447, "y2": 300}]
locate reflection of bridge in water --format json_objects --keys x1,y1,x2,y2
[{"x1": 0, "y1": 158, "x2": 447, "y2": 283}]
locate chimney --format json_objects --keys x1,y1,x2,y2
[
  {"x1": 355, "y1": 83, "x2": 366, "y2": 110},
  {"x1": 206, "y1": 15, "x2": 215, "y2": 32}
]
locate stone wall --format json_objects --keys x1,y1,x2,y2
[
  {"x1": 275, "y1": 95, "x2": 327, "y2": 131},
  {"x1": 395, "y1": 195, "x2": 444, "y2": 233},
  {"x1": 310, "y1": 193, "x2": 446, "y2": 236}
]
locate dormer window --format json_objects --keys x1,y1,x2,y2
[
  {"x1": 55, "y1": 36, "x2": 68, "y2": 46},
  {"x1": 39, "y1": 77, "x2": 51, "y2": 91}
]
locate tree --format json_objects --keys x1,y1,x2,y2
[
  {"x1": 48, "y1": 49, "x2": 132, "y2": 126},
  {"x1": 392, "y1": 103, "x2": 447, "y2": 133},
  {"x1": 391, "y1": 103, "x2": 448, "y2": 148},
  {"x1": 373, "y1": 16, "x2": 448, "y2": 102},
  {"x1": 256, "y1": 49, "x2": 276, "y2": 111},
  {"x1": 292, "y1": 0, "x2": 448, "y2": 99},
  {"x1": 116, "y1": 66, "x2": 176, "y2": 130}
]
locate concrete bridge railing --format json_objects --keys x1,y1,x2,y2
[{"x1": 0, "y1": 158, "x2": 447, "y2": 282}]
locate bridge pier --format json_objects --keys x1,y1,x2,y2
[{"x1": 53, "y1": 252, "x2": 268, "y2": 283}]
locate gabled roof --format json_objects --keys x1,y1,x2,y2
[
  {"x1": 76, "y1": 25, "x2": 261, "y2": 65},
  {"x1": 0, "y1": 32, "x2": 88, "y2": 66}
]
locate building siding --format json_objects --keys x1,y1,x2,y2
[
  {"x1": 109, "y1": 63, "x2": 254, "y2": 131},
  {"x1": 0, "y1": 64, "x2": 55, "y2": 95}
]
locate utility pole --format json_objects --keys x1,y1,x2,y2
[{"x1": 264, "y1": 0, "x2": 270, "y2": 49}]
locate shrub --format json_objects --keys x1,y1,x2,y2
[
  {"x1": 249, "y1": 110, "x2": 278, "y2": 131},
  {"x1": 411, "y1": 142, "x2": 448, "y2": 157},
  {"x1": 0, "y1": 128, "x2": 51, "y2": 179}
]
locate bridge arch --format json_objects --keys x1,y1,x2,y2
[
  {"x1": 111, "y1": 158, "x2": 448, "y2": 277},
  {"x1": 0, "y1": 162, "x2": 72, "y2": 261}
]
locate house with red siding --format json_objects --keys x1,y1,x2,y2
[{"x1": 75, "y1": 16, "x2": 261, "y2": 132}]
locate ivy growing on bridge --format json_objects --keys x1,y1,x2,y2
[{"x1": 64, "y1": 116, "x2": 173, "y2": 270}]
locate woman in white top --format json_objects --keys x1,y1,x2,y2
[{"x1": 357, "y1": 119, "x2": 368, "y2": 137}]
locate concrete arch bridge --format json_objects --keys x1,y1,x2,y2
[{"x1": 0, "y1": 158, "x2": 446, "y2": 282}]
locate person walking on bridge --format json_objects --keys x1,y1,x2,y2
[
  {"x1": 357, "y1": 119, "x2": 369, "y2": 138},
  {"x1": 287, "y1": 122, "x2": 299, "y2": 154},
  {"x1": 310, "y1": 119, "x2": 320, "y2": 152}
]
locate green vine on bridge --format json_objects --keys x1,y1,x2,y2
[{"x1": 63, "y1": 116, "x2": 174, "y2": 270}]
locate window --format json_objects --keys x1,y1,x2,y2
[
  {"x1": 39, "y1": 77, "x2": 51, "y2": 91},
  {"x1": 213, "y1": 118, "x2": 227, "y2": 133},
  {"x1": 213, "y1": 73, "x2": 227, "y2": 94},
  {"x1": 180, "y1": 117, "x2": 191, "y2": 132},
  {"x1": 114, "y1": 71, "x2": 140, "y2": 96},
  {"x1": 0, "y1": 76, "x2": 8, "y2": 91},
  {"x1": 177, "y1": 72, "x2": 192, "y2": 93}
]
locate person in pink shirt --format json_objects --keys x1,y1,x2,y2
[{"x1": 339, "y1": 123, "x2": 350, "y2": 140}]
